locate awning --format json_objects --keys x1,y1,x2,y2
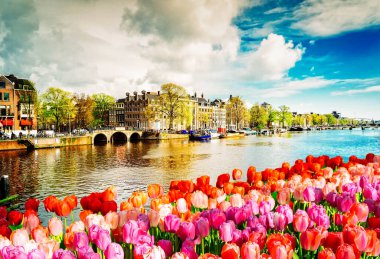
[
  {"x1": 0, "y1": 119, "x2": 13, "y2": 126},
  {"x1": 20, "y1": 118, "x2": 33, "y2": 126}
]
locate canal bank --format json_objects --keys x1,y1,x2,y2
[{"x1": 0, "y1": 133, "x2": 189, "y2": 151}]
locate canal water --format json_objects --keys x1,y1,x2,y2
[{"x1": 0, "y1": 129, "x2": 379, "y2": 223}]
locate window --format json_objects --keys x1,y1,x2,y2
[
  {"x1": 0, "y1": 93, "x2": 2, "y2": 100},
  {"x1": 4, "y1": 93, "x2": 9, "y2": 101},
  {"x1": 0, "y1": 82, "x2": 5, "y2": 89}
]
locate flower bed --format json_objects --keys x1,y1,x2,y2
[{"x1": 1, "y1": 153, "x2": 380, "y2": 258}]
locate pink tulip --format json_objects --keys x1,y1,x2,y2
[
  {"x1": 122, "y1": 220, "x2": 145, "y2": 245},
  {"x1": 27, "y1": 248, "x2": 46, "y2": 259},
  {"x1": 277, "y1": 188, "x2": 290, "y2": 205},
  {"x1": 293, "y1": 210, "x2": 310, "y2": 232},
  {"x1": 137, "y1": 213, "x2": 150, "y2": 232},
  {"x1": 181, "y1": 240, "x2": 198, "y2": 259},
  {"x1": 230, "y1": 194, "x2": 244, "y2": 208},
  {"x1": 147, "y1": 209, "x2": 160, "y2": 228},
  {"x1": 104, "y1": 243, "x2": 124, "y2": 259},
  {"x1": 157, "y1": 240, "x2": 173, "y2": 257},
  {"x1": 191, "y1": 191, "x2": 208, "y2": 209},
  {"x1": 48, "y1": 217, "x2": 63, "y2": 236},
  {"x1": 176, "y1": 198, "x2": 188, "y2": 214},
  {"x1": 1, "y1": 246, "x2": 28, "y2": 259},
  {"x1": 209, "y1": 209, "x2": 226, "y2": 229},
  {"x1": 144, "y1": 245, "x2": 166, "y2": 259},
  {"x1": 94, "y1": 228, "x2": 111, "y2": 251},
  {"x1": 31, "y1": 226, "x2": 48, "y2": 243},
  {"x1": 23, "y1": 214, "x2": 40, "y2": 234},
  {"x1": 259, "y1": 201, "x2": 271, "y2": 215},
  {"x1": 177, "y1": 221, "x2": 195, "y2": 241},
  {"x1": 241, "y1": 241, "x2": 260, "y2": 259},
  {"x1": 0, "y1": 236, "x2": 11, "y2": 250},
  {"x1": 37, "y1": 240, "x2": 59, "y2": 259},
  {"x1": 171, "y1": 252, "x2": 190, "y2": 259},
  {"x1": 10, "y1": 228, "x2": 29, "y2": 247},
  {"x1": 273, "y1": 212, "x2": 287, "y2": 231},
  {"x1": 219, "y1": 221, "x2": 235, "y2": 242},
  {"x1": 164, "y1": 214, "x2": 180, "y2": 233},
  {"x1": 79, "y1": 251, "x2": 101, "y2": 259},
  {"x1": 303, "y1": 186, "x2": 316, "y2": 202},
  {"x1": 52, "y1": 249, "x2": 76, "y2": 259},
  {"x1": 194, "y1": 217, "x2": 210, "y2": 238},
  {"x1": 73, "y1": 232, "x2": 89, "y2": 251},
  {"x1": 133, "y1": 243, "x2": 152, "y2": 258},
  {"x1": 105, "y1": 212, "x2": 119, "y2": 230}
]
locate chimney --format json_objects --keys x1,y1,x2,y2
[
  {"x1": 194, "y1": 92, "x2": 197, "y2": 98},
  {"x1": 158, "y1": 91, "x2": 160, "y2": 96},
  {"x1": 201, "y1": 93, "x2": 204, "y2": 98},
  {"x1": 229, "y1": 95, "x2": 232, "y2": 100}
]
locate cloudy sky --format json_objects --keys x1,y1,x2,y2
[{"x1": 1, "y1": 0, "x2": 380, "y2": 119}]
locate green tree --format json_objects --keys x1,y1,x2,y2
[
  {"x1": 266, "y1": 105, "x2": 279, "y2": 128},
  {"x1": 92, "y1": 93, "x2": 115, "y2": 127},
  {"x1": 278, "y1": 105, "x2": 293, "y2": 128},
  {"x1": 155, "y1": 83, "x2": 188, "y2": 130},
  {"x1": 325, "y1": 114, "x2": 337, "y2": 126},
  {"x1": 318, "y1": 114, "x2": 327, "y2": 125},
  {"x1": 292, "y1": 114, "x2": 305, "y2": 126},
  {"x1": 16, "y1": 80, "x2": 37, "y2": 132},
  {"x1": 40, "y1": 87, "x2": 74, "y2": 131},
  {"x1": 177, "y1": 101, "x2": 193, "y2": 130},
  {"x1": 249, "y1": 103, "x2": 268, "y2": 130},
  {"x1": 226, "y1": 96, "x2": 248, "y2": 130}
]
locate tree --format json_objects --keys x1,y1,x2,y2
[
  {"x1": 292, "y1": 114, "x2": 305, "y2": 127},
  {"x1": 155, "y1": 83, "x2": 188, "y2": 130},
  {"x1": 92, "y1": 93, "x2": 115, "y2": 127},
  {"x1": 177, "y1": 101, "x2": 193, "y2": 130},
  {"x1": 278, "y1": 105, "x2": 293, "y2": 128},
  {"x1": 40, "y1": 87, "x2": 75, "y2": 131},
  {"x1": 266, "y1": 105, "x2": 279, "y2": 128},
  {"x1": 325, "y1": 114, "x2": 337, "y2": 126},
  {"x1": 249, "y1": 103, "x2": 268, "y2": 130},
  {"x1": 73, "y1": 94, "x2": 94, "y2": 128},
  {"x1": 226, "y1": 96, "x2": 248, "y2": 130}
]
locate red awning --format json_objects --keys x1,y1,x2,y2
[
  {"x1": 20, "y1": 119, "x2": 33, "y2": 126},
  {"x1": 0, "y1": 119, "x2": 14, "y2": 126}
]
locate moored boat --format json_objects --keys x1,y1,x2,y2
[{"x1": 190, "y1": 130, "x2": 211, "y2": 141}]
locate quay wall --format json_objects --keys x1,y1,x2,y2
[
  {"x1": 32, "y1": 136, "x2": 93, "y2": 149},
  {"x1": 0, "y1": 140, "x2": 28, "y2": 151},
  {"x1": 143, "y1": 133, "x2": 189, "y2": 140}
]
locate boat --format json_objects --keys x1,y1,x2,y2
[
  {"x1": 238, "y1": 127, "x2": 257, "y2": 136},
  {"x1": 219, "y1": 130, "x2": 245, "y2": 139},
  {"x1": 289, "y1": 126, "x2": 305, "y2": 132},
  {"x1": 190, "y1": 130, "x2": 211, "y2": 141},
  {"x1": 209, "y1": 129, "x2": 220, "y2": 139}
]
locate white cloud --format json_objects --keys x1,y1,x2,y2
[
  {"x1": 292, "y1": 0, "x2": 380, "y2": 36},
  {"x1": 241, "y1": 33, "x2": 304, "y2": 81},
  {"x1": 262, "y1": 77, "x2": 335, "y2": 98},
  {"x1": 0, "y1": 20, "x2": 9, "y2": 70},
  {"x1": 331, "y1": 85, "x2": 380, "y2": 96}
]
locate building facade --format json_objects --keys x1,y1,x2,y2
[
  {"x1": 109, "y1": 99, "x2": 125, "y2": 128},
  {"x1": 0, "y1": 75, "x2": 37, "y2": 132}
]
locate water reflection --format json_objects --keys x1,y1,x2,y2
[{"x1": 0, "y1": 130, "x2": 379, "y2": 220}]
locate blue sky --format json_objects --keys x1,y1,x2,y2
[{"x1": 0, "y1": 0, "x2": 380, "y2": 119}]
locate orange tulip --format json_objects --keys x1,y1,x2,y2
[
  {"x1": 79, "y1": 210, "x2": 92, "y2": 223},
  {"x1": 223, "y1": 182, "x2": 234, "y2": 195},
  {"x1": 54, "y1": 200, "x2": 71, "y2": 217},
  {"x1": 120, "y1": 200, "x2": 133, "y2": 211},
  {"x1": 301, "y1": 227, "x2": 327, "y2": 251},
  {"x1": 247, "y1": 166, "x2": 256, "y2": 184},
  {"x1": 318, "y1": 248, "x2": 336, "y2": 259},
  {"x1": 102, "y1": 186, "x2": 117, "y2": 202},
  {"x1": 63, "y1": 195, "x2": 77, "y2": 210},
  {"x1": 147, "y1": 184, "x2": 164, "y2": 198}
]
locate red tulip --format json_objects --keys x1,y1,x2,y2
[
  {"x1": 301, "y1": 227, "x2": 327, "y2": 251},
  {"x1": 216, "y1": 173, "x2": 230, "y2": 188},
  {"x1": 7, "y1": 210, "x2": 23, "y2": 226},
  {"x1": 196, "y1": 175, "x2": 210, "y2": 189},
  {"x1": 336, "y1": 244, "x2": 356, "y2": 259},
  {"x1": 25, "y1": 198, "x2": 40, "y2": 212},
  {"x1": 43, "y1": 195, "x2": 58, "y2": 212},
  {"x1": 232, "y1": 168, "x2": 242, "y2": 180},
  {"x1": 350, "y1": 203, "x2": 369, "y2": 222},
  {"x1": 221, "y1": 243, "x2": 239, "y2": 259},
  {"x1": 318, "y1": 248, "x2": 336, "y2": 259},
  {"x1": 368, "y1": 217, "x2": 380, "y2": 229},
  {"x1": 323, "y1": 232, "x2": 343, "y2": 252},
  {"x1": 100, "y1": 200, "x2": 117, "y2": 216},
  {"x1": 247, "y1": 166, "x2": 256, "y2": 184}
]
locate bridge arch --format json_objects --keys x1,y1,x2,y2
[
  {"x1": 93, "y1": 133, "x2": 108, "y2": 144},
  {"x1": 130, "y1": 132, "x2": 141, "y2": 142},
  {"x1": 110, "y1": 131, "x2": 127, "y2": 144}
]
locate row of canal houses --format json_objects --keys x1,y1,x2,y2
[{"x1": 108, "y1": 91, "x2": 231, "y2": 131}]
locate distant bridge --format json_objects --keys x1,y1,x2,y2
[{"x1": 91, "y1": 130, "x2": 143, "y2": 144}]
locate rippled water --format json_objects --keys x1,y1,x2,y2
[{"x1": 1, "y1": 129, "x2": 379, "y2": 223}]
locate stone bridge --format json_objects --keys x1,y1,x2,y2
[{"x1": 91, "y1": 130, "x2": 143, "y2": 144}]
